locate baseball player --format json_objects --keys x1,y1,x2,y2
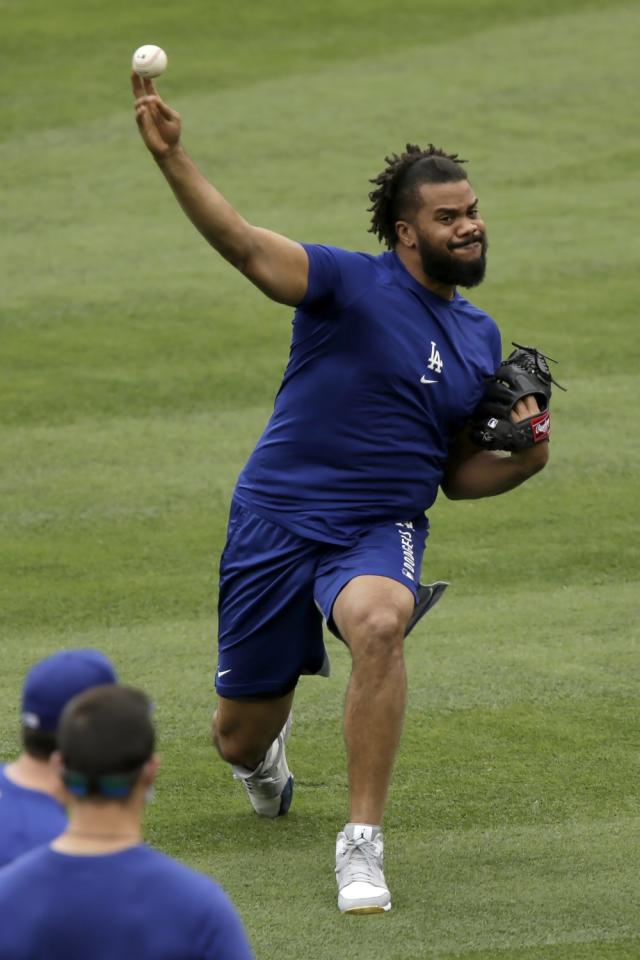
[{"x1": 132, "y1": 75, "x2": 560, "y2": 914}]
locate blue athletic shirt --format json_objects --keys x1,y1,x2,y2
[
  {"x1": 0, "y1": 764, "x2": 67, "y2": 867},
  {"x1": 235, "y1": 245, "x2": 502, "y2": 544},
  {"x1": 0, "y1": 844, "x2": 253, "y2": 960}
]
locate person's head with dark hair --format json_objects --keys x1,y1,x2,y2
[
  {"x1": 45, "y1": 685, "x2": 159, "y2": 856},
  {"x1": 20, "y1": 649, "x2": 118, "y2": 760},
  {"x1": 368, "y1": 143, "x2": 488, "y2": 297},
  {"x1": 369, "y1": 143, "x2": 468, "y2": 249},
  {"x1": 57, "y1": 685, "x2": 155, "y2": 802}
]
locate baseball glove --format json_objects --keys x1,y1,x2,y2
[{"x1": 470, "y1": 342, "x2": 565, "y2": 452}]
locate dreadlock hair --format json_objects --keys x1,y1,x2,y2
[{"x1": 368, "y1": 143, "x2": 469, "y2": 249}]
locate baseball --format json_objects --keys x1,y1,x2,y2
[{"x1": 132, "y1": 45, "x2": 168, "y2": 79}]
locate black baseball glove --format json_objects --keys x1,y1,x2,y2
[{"x1": 470, "y1": 343, "x2": 565, "y2": 452}]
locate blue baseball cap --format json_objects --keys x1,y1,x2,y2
[{"x1": 21, "y1": 649, "x2": 118, "y2": 732}]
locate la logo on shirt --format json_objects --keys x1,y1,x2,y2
[{"x1": 420, "y1": 340, "x2": 443, "y2": 383}]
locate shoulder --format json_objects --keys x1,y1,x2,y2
[
  {"x1": 130, "y1": 846, "x2": 228, "y2": 901},
  {"x1": 0, "y1": 846, "x2": 221, "y2": 905},
  {"x1": 298, "y1": 244, "x2": 387, "y2": 309},
  {"x1": 0, "y1": 771, "x2": 66, "y2": 812},
  {"x1": 0, "y1": 782, "x2": 66, "y2": 869},
  {"x1": 0, "y1": 845, "x2": 51, "y2": 891},
  {"x1": 135, "y1": 849, "x2": 251, "y2": 954},
  {"x1": 454, "y1": 293, "x2": 499, "y2": 327},
  {"x1": 301, "y1": 243, "x2": 381, "y2": 271},
  {"x1": 454, "y1": 294, "x2": 502, "y2": 363}
]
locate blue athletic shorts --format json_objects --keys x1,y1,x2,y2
[{"x1": 215, "y1": 498, "x2": 429, "y2": 698}]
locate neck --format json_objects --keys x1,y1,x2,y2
[
  {"x1": 394, "y1": 245, "x2": 456, "y2": 301},
  {"x1": 5, "y1": 754, "x2": 65, "y2": 802},
  {"x1": 52, "y1": 797, "x2": 143, "y2": 855}
]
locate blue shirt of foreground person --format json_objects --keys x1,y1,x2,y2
[
  {"x1": 0, "y1": 684, "x2": 253, "y2": 960},
  {"x1": 0, "y1": 649, "x2": 117, "y2": 867}
]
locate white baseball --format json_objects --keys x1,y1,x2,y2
[{"x1": 132, "y1": 45, "x2": 168, "y2": 79}]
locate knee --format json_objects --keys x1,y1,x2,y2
[
  {"x1": 211, "y1": 712, "x2": 265, "y2": 768},
  {"x1": 347, "y1": 606, "x2": 406, "y2": 662}
]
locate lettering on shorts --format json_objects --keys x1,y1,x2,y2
[{"x1": 395, "y1": 522, "x2": 416, "y2": 581}]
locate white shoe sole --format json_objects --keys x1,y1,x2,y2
[{"x1": 340, "y1": 902, "x2": 391, "y2": 915}]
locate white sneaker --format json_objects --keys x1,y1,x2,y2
[
  {"x1": 336, "y1": 823, "x2": 391, "y2": 914},
  {"x1": 232, "y1": 715, "x2": 293, "y2": 818}
]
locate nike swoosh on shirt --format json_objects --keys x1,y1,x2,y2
[
  {"x1": 420, "y1": 376, "x2": 439, "y2": 384},
  {"x1": 217, "y1": 669, "x2": 232, "y2": 677}
]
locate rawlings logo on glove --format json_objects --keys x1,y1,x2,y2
[{"x1": 470, "y1": 343, "x2": 565, "y2": 452}]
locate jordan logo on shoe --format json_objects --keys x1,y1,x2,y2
[{"x1": 352, "y1": 824, "x2": 374, "y2": 841}]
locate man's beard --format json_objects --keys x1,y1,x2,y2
[{"x1": 417, "y1": 232, "x2": 488, "y2": 288}]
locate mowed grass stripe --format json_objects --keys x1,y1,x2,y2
[
  {"x1": 3, "y1": 0, "x2": 604, "y2": 141},
  {"x1": 437, "y1": 941, "x2": 640, "y2": 960},
  {"x1": 3, "y1": 5, "x2": 637, "y2": 305},
  {"x1": 180, "y1": 816, "x2": 639, "y2": 958}
]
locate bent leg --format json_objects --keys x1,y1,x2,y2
[
  {"x1": 212, "y1": 690, "x2": 295, "y2": 770},
  {"x1": 213, "y1": 691, "x2": 296, "y2": 818},
  {"x1": 332, "y1": 575, "x2": 414, "y2": 826}
]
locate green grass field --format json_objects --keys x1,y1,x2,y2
[{"x1": 2, "y1": 0, "x2": 639, "y2": 956}]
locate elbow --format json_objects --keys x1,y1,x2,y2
[
  {"x1": 538, "y1": 441, "x2": 550, "y2": 468},
  {"x1": 440, "y1": 477, "x2": 466, "y2": 501},
  {"x1": 518, "y1": 440, "x2": 550, "y2": 477}
]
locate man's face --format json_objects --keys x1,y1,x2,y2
[{"x1": 409, "y1": 180, "x2": 488, "y2": 288}]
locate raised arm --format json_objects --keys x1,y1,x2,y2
[
  {"x1": 441, "y1": 396, "x2": 549, "y2": 500},
  {"x1": 132, "y1": 73, "x2": 309, "y2": 306}
]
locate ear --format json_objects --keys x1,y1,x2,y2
[
  {"x1": 395, "y1": 219, "x2": 416, "y2": 249},
  {"x1": 140, "y1": 753, "x2": 160, "y2": 787},
  {"x1": 49, "y1": 750, "x2": 64, "y2": 776},
  {"x1": 49, "y1": 751, "x2": 72, "y2": 803}
]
